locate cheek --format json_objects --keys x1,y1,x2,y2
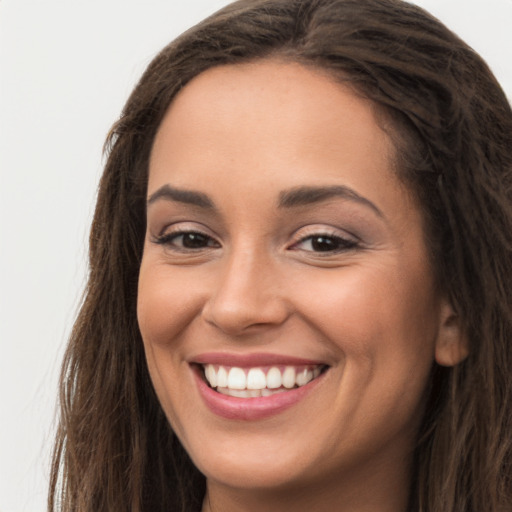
[
  {"x1": 137, "y1": 263, "x2": 195, "y2": 386},
  {"x1": 296, "y1": 260, "x2": 439, "y2": 385},
  {"x1": 137, "y1": 263, "x2": 203, "y2": 434},
  {"x1": 315, "y1": 270, "x2": 438, "y2": 447},
  {"x1": 137, "y1": 262, "x2": 203, "y2": 348}
]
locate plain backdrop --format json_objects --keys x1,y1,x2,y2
[{"x1": 1, "y1": 1, "x2": 511, "y2": 510}]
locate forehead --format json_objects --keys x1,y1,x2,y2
[{"x1": 149, "y1": 59, "x2": 396, "y2": 193}]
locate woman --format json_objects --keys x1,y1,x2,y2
[{"x1": 49, "y1": 0, "x2": 512, "y2": 510}]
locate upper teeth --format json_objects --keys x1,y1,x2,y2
[{"x1": 203, "y1": 364, "x2": 322, "y2": 392}]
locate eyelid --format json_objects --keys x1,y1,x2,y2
[
  {"x1": 287, "y1": 225, "x2": 361, "y2": 253},
  {"x1": 290, "y1": 224, "x2": 359, "y2": 243},
  {"x1": 150, "y1": 222, "x2": 221, "y2": 250},
  {"x1": 152, "y1": 220, "x2": 218, "y2": 238}
]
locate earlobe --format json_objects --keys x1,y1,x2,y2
[{"x1": 434, "y1": 300, "x2": 469, "y2": 367}]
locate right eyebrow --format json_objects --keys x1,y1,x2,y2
[{"x1": 147, "y1": 184, "x2": 215, "y2": 209}]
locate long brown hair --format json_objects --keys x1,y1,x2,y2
[{"x1": 49, "y1": 1, "x2": 512, "y2": 510}]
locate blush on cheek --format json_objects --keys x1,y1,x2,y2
[{"x1": 137, "y1": 270, "x2": 196, "y2": 347}]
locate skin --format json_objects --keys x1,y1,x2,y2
[{"x1": 137, "y1": 59, "x2": 465, "y2": 512}]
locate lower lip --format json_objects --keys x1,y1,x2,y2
[{"x1": 192, "y1": 366, "x2": 326, "y2": 421}]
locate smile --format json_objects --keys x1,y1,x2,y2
[
  {"x1": 202, "y1": 364, "x2": 324, "y2": 398},
  {"x1": 191, "y1": 354, "x2": 330, "y2": 420}
]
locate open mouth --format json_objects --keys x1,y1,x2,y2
[{"x1": 199, "y1": 364, "x2": 329, "y2": 398}]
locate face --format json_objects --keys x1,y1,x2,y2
[{"x1": 138, "y1": 60, "x2": 460, "y2": 500}]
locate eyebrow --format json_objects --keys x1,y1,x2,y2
[
  {"x1": 278, "y1": 185, "x2": 383, "y2": 217},
  {"x1": 147, "y1": 183, "x2": 383, "y2": 217},
  {"x1": 147, "y1": 184, "x2": 215, "y2": 209}
]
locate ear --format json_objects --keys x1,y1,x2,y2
[{"x1": 434, "y1": 299, "x2": 469, "y2": 367}]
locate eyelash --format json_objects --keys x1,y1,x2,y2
[
  {"x1": 153, "y1": 228, "x2": 359, "y2": 254},
  {"x1": 153, "y1": 230, "x2": 220, "y2": 251},
  {"x1": 290, "y1": 233, "x2": 359, "y2": 253}
]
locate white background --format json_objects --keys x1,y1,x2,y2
[{"x1": 1, "y1": 1, "x2": 511, "y2": 510}]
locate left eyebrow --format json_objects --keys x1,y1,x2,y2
[{"x1": 278, "y1": 185, "x2": 383, "y2": 218}]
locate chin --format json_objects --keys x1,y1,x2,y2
[
  {"x1": 195, "y1": 451, "x2": 311, "y2": 491},
  {"x1": 180, "y1": 428, "x2": 320, "y2": 491}
]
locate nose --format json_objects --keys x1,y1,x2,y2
[{"x1": 201, "y1": 248, "x2": 291, "y2": 336}]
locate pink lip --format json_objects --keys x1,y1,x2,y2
[
  {"x1": 192, "y1": 364, "x2": 327, "y2": 421},
  {"x1": 191, "y1": 352, "x2": 326, "y2": 367}
]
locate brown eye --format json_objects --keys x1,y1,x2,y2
[
  {"x1": 310, "y1": 236, "x2": 340, "y2": 252},
  {"x1": 180, "y1": 232, "x2": 212, "y2": 248},
  {"x1": 155, "y1": 231, "x2": 220, "y2": 250},
  {"x1": 292, "y1": 234, "x2": 359, "y2": 253}
]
